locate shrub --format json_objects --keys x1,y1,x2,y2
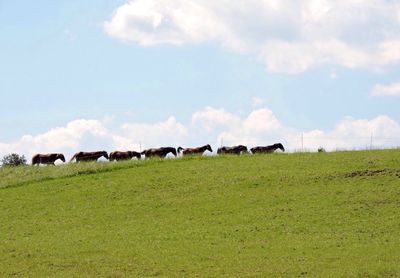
[{"x1": 1, "y1": 153, "x2": 27, "y2": 167}]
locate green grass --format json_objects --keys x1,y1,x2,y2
[{"x1": 1, "y1": 150, "x2": 400, "y2": 277}]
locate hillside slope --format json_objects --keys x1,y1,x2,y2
[{"x1": 1, "y1": 151, "x2": 400, "y2": 276}]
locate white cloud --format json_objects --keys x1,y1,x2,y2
[
  {"x1": 302, "y1": 115, "x2": 400, "y2": 150},
  {"x1": 1, "y1": 108, "x2": 400, "y2": 163},
  {"x1": 260, "y1": 39, "x2": 372, "y2": 73},
  {"x1": 120, "y1": 116, "x2": 188, "y2": 148},
  {"x1": 371, "y1": 82, "x2": 400, "y2": 97},
  {"x1": 243, "y1": 109, "x2": 281, "y2": 133},
  {"x1": 104, "y1": 0, "x2": 400, "y2": 73},
  {"x1": 0, "y1": 119, "x2": 110, "y2": 161},
  {"x1": 191, "y1": 106, "x2": 241, "y2": 131},
  {"x1": 190, "y1": 107, "x2": 400, "y2": 151},
  {"x1": 103, "y1": 0, "x2": 228, "y2": 46},
  {"x1": 0, "y1": 117, "x2": 188, "y2": 163},
  {"x1": 203, "y1": 107, "x2": 298, "y2": 148}
]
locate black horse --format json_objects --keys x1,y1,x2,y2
[
  {"x1": 32, "y1": 153, "x2": 65, "y2": 165},
  {"x1": 250, "y1": 143, "x2": 285, "y2": 154},
  {"x1": 109, "y1": 151, "x2": 141, "y2": 161},
  {"x1": 141, "y1": 147, "x2": 177, "y2": 158},
  {"x1": 69, "y1": 151, "x2": 109, "y2": 162},
  {"x1": 177, "y1": 144, "x2": 213, "y2": 156},
  {"x1": 217, "y1": 145, "x2": 248, "y2": 155}
]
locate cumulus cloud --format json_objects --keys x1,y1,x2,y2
[
  {"x1": 192, "y1": 106, "x2": 241, "y2": 131},
  {"x1": 119, "y1": 116, "x2": 188, "y2": 148},
  {"x1": 1, "y1": 108, "x2": 400, "y2": 163},
  {"x1": 190, "y1": 107, "x2": 291, "y2": 147},
  {"x1": 214, "y1": 108, "x2": 297, "y2": 147},
  {"x1": 104, "y1": 0, "x2": 400, "y2": 73},
  {"x1": 302, "y1": 116, "x2": 400, "y2": 151},
  {"x1": 0, "y1": 119, "x2": 110, "y2": 160},
  {"x1": 190, "y1": 106, "x2": 400, "y2": 151},
  {"x1": 371, "y1": 82, "x2": 400, "y2": 97},
  {"x1": 0, "y1": 117, "x2": 188, "y2": 163}
]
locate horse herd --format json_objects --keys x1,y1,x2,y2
[{"x1": 31, "y1": 143, "x2": 285, "y2": 165}]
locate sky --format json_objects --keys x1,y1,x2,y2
[{"x1": 1, "y1": 0, "x2": 400, "y2": 160}]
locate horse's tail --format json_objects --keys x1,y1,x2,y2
[
  {"x1": 69, "y1": 153, "x2": 78, "y2": 163},
  {"x1": 177, "y1": 147, "x2": 183, "y2": 153}
]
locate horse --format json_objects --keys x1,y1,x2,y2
[
  {"x1": 217, "y1": 145, "x2": 248, "y2": 155},
  {"x1": 141, "y1": 147, "x2": 177, "y2": 158},
  {"x1": 250, "y1": 143, "x2": 285, "y2": 154},
  {"x1": 32, "y1": 153, "x2": 65, "y2": 165},
  {"x1": 109, "y1": 151, "x2": 141, "y2": 161},
  {"x1": 177, "y1": 144, "x2": 213, "y2": 156},
  {"x1": 69, "y1": 151, "x2": 109, "y2": 162}
]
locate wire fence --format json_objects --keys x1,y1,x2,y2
[
  {"x1": 300, "y1": 134, "x2": 399, "y2": 152},
  {"x1": 213, "y1": 134, "x2": 400, "y2": 153},
  {"x1": 129, "y1": 135, "x2": 400, "y2": 154}
]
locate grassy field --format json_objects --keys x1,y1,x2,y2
[{"x1": 1, "y1": 150, "x2": 400, "y2": 277}]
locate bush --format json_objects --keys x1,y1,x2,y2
[{"x1": 1, "y1": 153, "x2": 27, "y2": 167}]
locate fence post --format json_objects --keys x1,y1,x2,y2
[{"x1": 370, "y1": 132, "x2": 373, "y2": 150}]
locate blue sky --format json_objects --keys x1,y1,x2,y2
[{"x1": 1, "y1": 0, "x2": 400, "y2": 158}]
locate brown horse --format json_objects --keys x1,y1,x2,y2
[
  {"x1": 250, "y1": 143, "x2": 285, "y2": 154},
  {"x1": 177, "y1": 144, "x2": 213, "y2": 156},
  {"x1": 32, "y1": 153, "x2": 65, "y2": 165},
  {"x1": 141, "y1": 147, "x2": 177, "y2": 158},
  {"x1": 69, "y1": 151, "x2": 109, "y2": 162},
  {"x1": 109, "y1": 151, "x2": 141, "y2": 161},
  {"x1": 217, "y1": 145, "x2": 248, "y2": 155}
]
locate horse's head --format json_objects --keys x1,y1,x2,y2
[
  {"x1": 239, "y1": 145, "x2": 248, "y2": 153},
  {"x1": 58, "y1": 154, "x2": 66, "y2": 162},
  {"x1": 277, "y1": 143, "x2": 285, "y2": 152},
  {"x1": 206, "y1": 144, "x2": 213, "y2": 152},
  {"x1": 102, "y1": 151, "x2": 109, "y2": 160},
  {"x1": 177, "y1": 147, "x2": 183, "y2": 153},
  {"x1": 130, "y1": 151, "x2": 141, "y2": 160}
]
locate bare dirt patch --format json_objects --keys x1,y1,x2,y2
[{"x1": 344, "y1": 169, "x2": 400, "y2": 178}]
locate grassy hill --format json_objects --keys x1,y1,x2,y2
[{"x1": 1, "y1": 150, "x2": 400, "y2": 277}]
